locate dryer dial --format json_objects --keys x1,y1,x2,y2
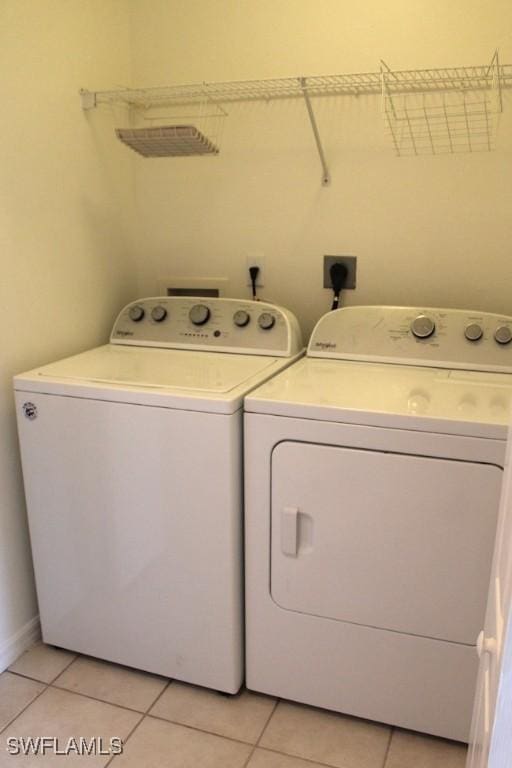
[
  {"x1": 189, "y1": 304, "x2": 210, "y2": 326},
  {"x1": 151, "y1": 306, "x2": 167, "y2": 322},
  {"x1": 129, "y1": 305, "x2": 145, "y2": 322},
  {"x1": 233, "y1": 310, "x2": 250, "y2": 328},
  {"x1": 494, "y1": 325, "x2": 512, "y2": 345},
  {"x1": 258, "y1": 312, "x2": 276, "y2": 331},
  {"x1": 411, "y1": 315, "x2": 435, "y2": 339},
  {"x1": 464, "y1": 323, "x2": 483, "y2": 342}
]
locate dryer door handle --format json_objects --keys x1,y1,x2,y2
[{"x1": 281, "y1": 507, "x2": 299, "y2": 557}]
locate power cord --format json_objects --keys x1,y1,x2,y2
[
  {"x1": 329, "y1": 262, "x2": 348, "y2": 310},
  {"x1": 249, "y1": 266, "x2": 260, "y2": 300}
]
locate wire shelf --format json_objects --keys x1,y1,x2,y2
[
  {"x1": 382, "y1": 52, "x2": 503, "y2": 156},
  {"x1": 81, "y1": 59, "x2": 512, "y2": 109},
  {"x1": 81, "y1": 52, "x2": 510, "y2": 172}
]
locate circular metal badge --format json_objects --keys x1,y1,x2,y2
[{"x1": 23, "y1": 402, "x2": 38, "y2": 420}]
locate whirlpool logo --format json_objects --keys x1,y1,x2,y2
[{"x1": 313, "y1": 341, "x2": 337, "y2": 350}]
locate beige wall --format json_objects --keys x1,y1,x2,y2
[
  {"x1": 0, "y1": 0, "x2": 136, "y2": 666},
  {"x1": 129, "y1": 0, "x2": 512, "y2": 336}
]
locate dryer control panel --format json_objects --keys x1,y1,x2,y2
[
  {"x1": 111, "y1": 297, "x2": 303, "y2": 357},
  {"x1": 308, "y1": 306, "x2": 512, "y2": 373}
]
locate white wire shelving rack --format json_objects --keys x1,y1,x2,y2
[
  {"x1": 81, "y1": 53, "x2": 511, "y2": 183},
  {"x1": 381, "y1": 52, "x2": 505, "y2": 156}
]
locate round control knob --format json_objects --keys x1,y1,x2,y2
[
  {"x1": 410, "y1": 314, "x2": 435, "y2": 339},
  {"x1": 494, "y1": 325, "x2": 512, "y2": 345},
  {"x1": 258, "y1": 312, "x2": 275, "y2": 331},
  {"x1": 233, "y1": 310, "x2": 250, "y2": 328},
  {"x1": 407, "y1": 390, "x2": 430, "y2": 415},
  {"x1": 151, "y1": 305, "x2": 167, "y2": 323},
  {"x1": 189, "y1": 304, "x2": 210, "y2": 326},
  {"x1": 464, "y1": 323, "x2": 483, "y2": 342},
  {"x1": 129, "y1": 305, "x2": 145, "y2": 322}
]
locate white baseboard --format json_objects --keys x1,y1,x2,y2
[{"x1": 0, "y1": 616, "x2": 41, "y2": 672}]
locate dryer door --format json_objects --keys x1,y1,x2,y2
[{"x1": 271, "y1": 441, "x2": 501, "y2": 645}]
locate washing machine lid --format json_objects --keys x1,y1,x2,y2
[
  {"x1": 14, "y1": 344, "x2": 302, "y2": 414},
  {"x1": 244, "y1": 357, "x2": 512, "y2": 438}
]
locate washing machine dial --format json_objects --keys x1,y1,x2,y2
[
  {"x1": 233, "y1": 310, "x2": 250, "y2": 328},
  {"x1": 464, "y1": 323, "x2": 483, "y2": 342},
  {"x1": 189, "y1": 304, "x2": 210, "y2": 326},
  {"x1": 129, "y1": 305, "x2": 145, "y2": 322},
  {"x1": 410, "y1": 314, "x2": 435, "y2": 339},
  {"x1": 151, "y1": 305, "x2": 167, "y2": 323},
  {"x1": 494, "y1": 325, "x2": 512, "y2": 345},
  {"x1": 258, "y1": 312, "x2": 275, "y2": 331}
]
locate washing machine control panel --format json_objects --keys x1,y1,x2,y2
[
  {"x1": 111, "y1": 297, "x2": 303, "y2": 357},
  {"x1": 308, "y1": 306, "x2": 512, "y2": 372}
]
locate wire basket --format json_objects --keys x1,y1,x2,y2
[
  {"x1": 116, "y1": 93, "x2": 226, "y2": 158},
  {"x1": 382, "y1": 53, "x2": 502, "y2": 156},
  {"x1": 116, "y1": 125, "x2": 219, "y2": 157}
]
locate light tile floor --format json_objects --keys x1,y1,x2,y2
[{"x1": 1, "y1": 643, "x2": 468, "y2": 767}]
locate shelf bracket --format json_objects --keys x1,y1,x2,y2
[{"x1": 299, "y1": 77, "x2": 331, "y2": 186}]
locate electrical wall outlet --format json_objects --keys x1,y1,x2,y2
[
  {"x1": 246, "y1": 254, "x2": 265, "y2": 288},
  {"x1": 323, "y1": 255, "x2": 357, "y2": 289}
]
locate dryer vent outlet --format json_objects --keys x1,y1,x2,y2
[{"x1": 323, "y1": 256, "x2": 357, "y2": 290}]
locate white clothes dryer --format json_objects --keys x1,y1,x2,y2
[
  {"x1": 14, "y1": 297, "x2": 303, "y2": 694},
  {"x1": 244, "y1": 306, "x2": 512, "y2": 739}
]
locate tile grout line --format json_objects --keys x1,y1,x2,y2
[
  {"x1": 7, "y1": 648, "x2": 78, "y2": 687},
  {"x1": 49, "y1": 682, "x2": 167, "y2": 717},
  {"x1": 22, "y1": 677, "x2": 273, "y2": 749},
  {"x1": 381, "y1": 726, "x2": 394, "y2": 768},
  {"x1": 0, "y1": 680, "x2": 50, "y2": 736},
  {"x1": 144, "y1": 677, "x2": 173, "y2": 714},
  {"x1": 5, "y1": 670, "x2": 47, "y2": 684},
  {"x1": 46, "y1": 659, "x2": 172, "y2": 718},
  {"x1": 104, "y1": 676, "x2": 175, "y2": 764},
  {"x1": 107, "y1": 689, "x2": 281, "y2": 767},
  {"x1": 146, "y1": 710, "x2": 268, "y2": 747},
  {"x1": 12, "y1": 673, "x2": 274, "y2": 751},
  {"x1": 256, "y1": 697, "x2": 280, "y2": 745},
  {"x1": 253, "y1": 745, "x2": 348, "y2": 768},
  {"x1": 7, "y1": 660, "x2": 175, "y2": 724},
  {"x1": 1, "y1": 644, "x2": 76, "y2": 737},
  {"x1": 104, "y1": 712, "x2": 146, "y2": 767},
  {"x1": 240, "y1": 700, "x2": 396, "y2": 768},
  {"x1": 47, "y1": 649, "x2": 81, "y2": 683},
  {"x1": 242, "y1": 696, "x2": 280, "y2": 768},
  {"x1": 5, "y1": 654, "x2": 168, "y2": 768}
]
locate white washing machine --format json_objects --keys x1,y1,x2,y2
[
  {"x1": 14, "y1": 296, "x2": 303, "y2": 694},
  {"x1": 244, "y1": 306, "x2": 512, "y2": 740}
]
